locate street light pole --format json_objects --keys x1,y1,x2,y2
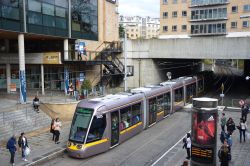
[
  {"x1": 124, "y1": 27, "x2": 127, "y2": 92},
  {"x1": 220, "y1": 83, "x2": 224, "y2": 106}
]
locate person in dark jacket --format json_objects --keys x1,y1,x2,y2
[
  {"x1": 50, "y1": 118, "x2": 55, "y2": 141},
  {"x1": 218, "y1": 141, "x2": 230, "y2": 166},
  {"x1": 226, "y1": 117, "x2": 236, "y2": 135},
  {"x1": 241, "y1": 104, "x2": 249, "y2": 121},
  {"x1": 7, "y1": 135, "x2": 17, "y2": 166},
  {"x1": 18, "y1": 132, "x2": 29, "y2": 161}
]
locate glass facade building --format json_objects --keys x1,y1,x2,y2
[{"x1": 0, "y1": 0, "x2": 98, "y2": 40}]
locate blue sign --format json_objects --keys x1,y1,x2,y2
[
  {"x1": 79, "y1": 73, "x2": 85, "y2": 82},
  {"x1": 19, "y1": 70, "x2": 26, "y2": 103},
  {"x1": 64, "y1": 68, "x2": 69, "y2": 94}
]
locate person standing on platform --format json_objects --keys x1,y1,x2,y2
[
  {"x1": 239, "y1": 118, "x2": 247, "y2": 143},
  {"x1": 186, "y1": 133, "x2": 191, "y2": 160},
  {"x1": 50, "y1": 118, "x2": 55, "y2": 141},
  {"x1": 242, "y1": 104, "x2": 249, "y2": 122},
  {"x1": 6, "y1": 135, "x2": 17, "y2": 166},
  {"x1": 221, "y1": 113, "x2": 226, "y2": 131},
  {"x1": 218, "y1": 141, "x2": 230, "y2": 166}
]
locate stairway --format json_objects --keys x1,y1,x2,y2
[
  {"x1": 95, "y1": 41, "x2": 124, "y2": 87},
  {"x1": 0, "y1": 105, "x2": 51, "y2": 141}
]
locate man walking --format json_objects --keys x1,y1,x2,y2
[
  {"x1": 18, "y1": 132, "x2": 29, "y2": 161},
  {"x1": 7, "y1": 135, "x2": 17, "y2": 166},
  {"x1": 186, "y1": 133, "x2": 191, "y2": 160},
  {"x1": 221, "y1": 113, "x2": 226, "y2": 131}
]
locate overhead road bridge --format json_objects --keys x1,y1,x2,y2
[{"x1": 126, "y1": 37, "x2": 250, "y2": 59}]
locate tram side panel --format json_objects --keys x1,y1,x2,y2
[{"x1": 172, "y1": 86, "x2": 185, "y2": 112}]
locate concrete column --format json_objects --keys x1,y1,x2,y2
[
  {"x1": 6, "y1": 64, "x2": 11, "y2": 93},
  {"x1": 4, "y1": 39, "x2": 9, "y2": 52},
  {"x1": 41, "y1": 64, "x2": 45, "y2": 95},
  {"x1": 18, "y1": 34, "x2": 26, "y2": 103},
  {"x1": 64, "y1": 39, "x2": 69, "y2": 60}
]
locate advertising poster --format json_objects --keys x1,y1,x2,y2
[{"x1": 192, "y1": 112, "x2": 216, "y2": 145}]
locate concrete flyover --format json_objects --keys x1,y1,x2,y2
[{"x1": 126, "y1": 37, "x2": 250, "y2": 59}]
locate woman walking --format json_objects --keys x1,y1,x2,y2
[
  {"x1": 239, "y1": 118, "x2": 247, "y2": 143},
  {"x1": 54, "y1": 118, "x2": 62, "y2": 144}
]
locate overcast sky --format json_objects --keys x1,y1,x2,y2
[{"x1": 119, "y1": 0, "x2": 159, "y2": 18}]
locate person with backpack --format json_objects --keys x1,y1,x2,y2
[
  {"x1": 18, "y1": 132, "x2": 29, "y2": 161},
  {"x1": 54, "y1": 118, "x2": 62, "y2": 144},
  {"x1": 226, "y1": 117, "x2": 236, "y2": 135},
  {"x1": 50, "y1": 118, "x2": 55, "y2": 141},
  {"x1": 239, "y1": 118, "x2": 247, "y2": 143},
  {"x1": 220, "y1": 130, "x2": 227, "y2": 144},
  {"x1": 221, "y1": 113, "x2": 226, "y2": 131},
  {"x1": 7, "y1": 135, "x2": 17, "y2": 166},
  {"x1": 218, "y1": 141, "x2": 230, "y2": 166}
]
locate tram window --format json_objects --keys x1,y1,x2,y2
[
  {"x1": 69, "y1": 108, "x2": 93, "y2": 143},
  {"x1": 186, "y1": 83, "x2": 196, "y2": 101},
  {"x1": 157, "y1": 95, "x2": 164, "y2": 113},
  {"x1": 198, "y1": 80, "x2": 203, "y2": 92},
  {"x1": 163, "y1": 93, "x2": 171, "y2": 111},
  {"x1": 131, "y1": 103, "x2": 142, "y2": 125},
  {"x1": 175, "y1": 88, "x2": 183, "y2": 102},
  {"x1": 120, "y1": 106, "x2": 132, "y2": 130},
  {"x1": 149, "y1": 98, "x2": 157, "y2": 113},
  {"x1": 86, "y1": 115, "x2": 106, "y2": 143}
]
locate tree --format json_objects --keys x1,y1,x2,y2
[{"x1": 119, "y1": 24, "x2": 125, "y2": 38}]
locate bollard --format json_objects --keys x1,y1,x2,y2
[{"x1": 191, "y1": 98, "x2": 218, "y2": 166}]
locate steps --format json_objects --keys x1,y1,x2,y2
[{"x1": 0, "y1": 105, "x2": 51, "y2": 141}]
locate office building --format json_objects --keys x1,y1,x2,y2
[{"x1": 160, "y1": 0, "x2": 250, "y2": 38}]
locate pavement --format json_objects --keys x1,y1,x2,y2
[{"x1": 0, "y1": 122, "x2": 71, "y2": 166}]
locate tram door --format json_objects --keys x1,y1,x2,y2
[
  {"x1": 111, "y1": 111, "x2": 119, "y2": 147},
  {"x1": 148, "y1": 98, "x2": 157, "y2": 126}
]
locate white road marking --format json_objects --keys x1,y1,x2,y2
[{"x1": 151, "y1": 130, "x2": 191, "y2": 166}]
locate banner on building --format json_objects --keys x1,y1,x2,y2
[{"x1": 19, "y1": 70, "x2": 26, "y2": 103}]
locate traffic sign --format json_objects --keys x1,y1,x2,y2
[{"x1": 239, "y1": 100, "x2": 245, "y2": 106}]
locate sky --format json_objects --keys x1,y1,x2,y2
[{"x1": 119, "y1": 0, "x2": 159, "y2": 18}]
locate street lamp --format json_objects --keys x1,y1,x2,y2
[{"x1": 246, "y1": 76, "x2": 250, "y2": 81}]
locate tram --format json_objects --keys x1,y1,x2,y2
[{"x1": 66, "y1": 76, "x2": 204, "y2": 158}]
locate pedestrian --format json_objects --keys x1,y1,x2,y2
[
  {"x1": 239, "y1": 118, "x2": 247, "y2": 143},
  {"x1": 6, "y1": 135, "x2": 17, "y2": 166},
  {"x1": 221, "y1": 113, "x2": 226, "y2": 131},
  {"x1": 54, "y1": 118, "x2": 62, "y2": 144},
  {"x1": 241, "y1": 104, "x2": 249, "y2": 122},
  {"x1": 181, "y1": 160, "x2": 189, "y2": 166},
  {"x1": 218, "y1": 141, "x2": 230, "y2": 166},
  {"x1": 50, "y1": 118, "x2": 55, "y2": 141},
  {"x1": 18, "y1": 132, "x2": 29, "y2": 161},
  {"x1": 226, "y1": 134, "x2": 232, "y2": 153},
  {"x1": 185, "y1": 133, "x2": 191, "y2": 160},
  {"x1": 226, "y1": 117, "x2": 236, "y2": 135},
  {"x1": 220, "y1": 130, "x2": 227, "y2": 144}
]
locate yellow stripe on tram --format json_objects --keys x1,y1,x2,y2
[
  {"x1": 85, "y1": 138, "x2": 109, "y2": 147},
  {"x1": 120, "y1": 122, "x2": 143, "y2": 135},
  {"x1": 157, "y1": 111, "x2": 164, "y2": 116}
]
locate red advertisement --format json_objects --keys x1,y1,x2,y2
[{"x1": 192, "y1": 112, "x2": 216, "y2": 145}]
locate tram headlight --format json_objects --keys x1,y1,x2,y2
[
  {"x1": 67, "y1": 142, "x2": 71, "y2": 147},
  {"x1": 76, "y1": 144, "x2": 82, "y2": 149}
]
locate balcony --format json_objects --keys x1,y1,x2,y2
[
  {"x1": 190, "y1": 23, "x2": 227, "y2": 36},
  {"x1": 190, "y1": 0, "x2": 229, "y2": 8}
]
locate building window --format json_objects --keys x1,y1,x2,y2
[
  {"x1": 232, "y1": 6, "x2": 238, "y2": 13},
  {"x1": 243, "y1": 5, "x2": 250, "y2": 12},
  {"x1": 243, "y1": 21, "x2": 249, "y2": 28},
  {"x1": 172, "y1": 0, "x2": 177, "y2": 4},
  {"x1": 163, "y1": 0, "x2": 168, "y2": 4},
  {"x1": 182, "y1": 25, "x2": 187, "y2": 31},
  {"x1": 182, "y1": 11, "x2": 187, "y2": 17},
  {"x1": 163, "y1": 26, "x2": 168, "y2": 32},
  {"x1": 172, "y1": 25, "x2": 177, "y2": 32},
  {"x1": 231, "y1": 22, "x2": 237, "y2": 28},
  {"x1": 172, "y1": 11, "x2": 177, "y2": 18},
  {"x1": 163, "y1": 12, "x2": 168, "y2": 19}
]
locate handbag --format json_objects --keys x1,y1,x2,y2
[{"x1": 24, "y1": 147, "x2": 31, "y2": 156}]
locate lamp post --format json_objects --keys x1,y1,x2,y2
[
  {"x1": 246, "y1": 76, "x2": 250, "y2": 81},
  {"x1": 220, "y1": 83, "x2": 224, "y2": 106},
  {"x1": 124, "y1": 26, "x2": 127, "y2": 92}
]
